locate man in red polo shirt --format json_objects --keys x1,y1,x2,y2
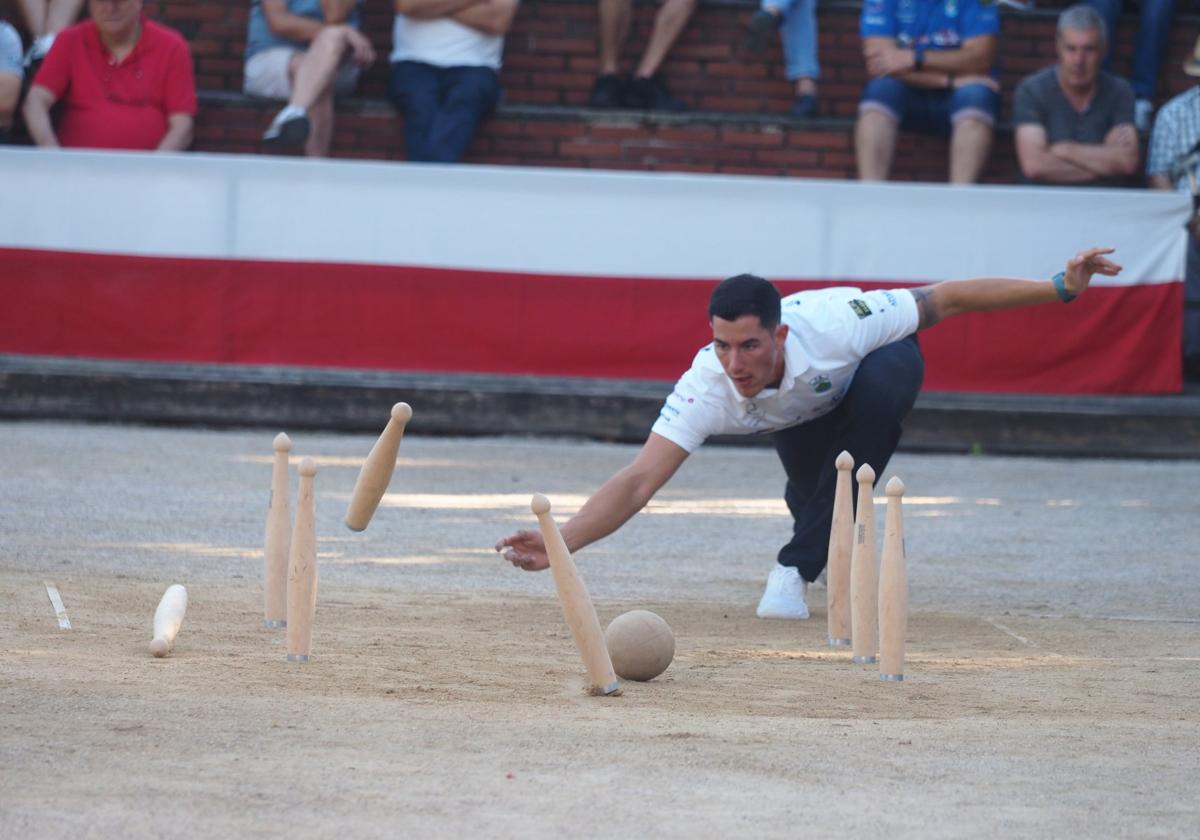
[{"x1": 23, "y1": 0, "x2": 196, "y2": 150}]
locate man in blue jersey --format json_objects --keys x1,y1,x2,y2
[
  {"x1": 497, "y1": 248, "x2": 1121, "y2": 620},
  {"x1": 855, "y1": 0, "x2": 1000, "y2": 183}
]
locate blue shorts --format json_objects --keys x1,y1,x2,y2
[{"x1": 859, "y1": 76, "x2": 999, "y2": 135}]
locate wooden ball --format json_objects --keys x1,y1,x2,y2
[{"x1": 604, "y1": 610, "x2": 674, "y2": 682}]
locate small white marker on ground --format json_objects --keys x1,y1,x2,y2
[{"x1": 44, "y1": 582, "x2": 71, "y2": 630}]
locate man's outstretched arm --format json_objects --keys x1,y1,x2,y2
[
  {"x1": 910, "y1": 246, "x2": 1122, "y2": 329},
  {"x1": 496, "y1": 432, "x2": 691, "y2": 571}
]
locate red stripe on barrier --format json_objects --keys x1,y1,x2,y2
[{"x1": 1, "y1": 247, "x2": 1182, "y2": 394}]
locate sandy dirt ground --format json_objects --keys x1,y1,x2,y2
[{"x1": 1, "y1": 420, "x2": 1198, "y2": 838}]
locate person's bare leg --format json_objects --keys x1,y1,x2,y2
[
  {"x1": 634, "y1": 0, "x2": 696, "y2": 78},
  {"x1": 597, "y1": 0, "x2": 632, "y2": 75},
  {"x1": 16, "y1": 0, "x2": 48, "y2": 37},
  {"x1": 291, "y1": 27, "x2": 348, "y2": 110},
  {"x1": 794, "y1": 78, "x2": 816, "y2": 96},
  {"x1": 304, "y1": 92, "x2": 335, "y2": 157},
  {"x1": 45, "y1": 0, "x2": 85, "y2": 34},
  {"x1": 948, "y1": 117, "x2": 992, "y2": 184},
  {"x1": 855, "y1": 109, "x2": 897, "y2": 181}
]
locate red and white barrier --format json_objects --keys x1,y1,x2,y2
[{"x1": 0, "y1": 148, "x2": 1189, "y2": 393}]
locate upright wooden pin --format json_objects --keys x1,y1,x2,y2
[
  {"x1": 287, "y1": 458, "x2": 318, "y2": 662},
  {"x1": 344, "y1": 402, "x2": 412, "y2": 532},
  {"x1": 879, "y1": 476, "x2": 908, "y2": 682},
  {"x1": 850, "y1": 463, "x2": 878, "y2": 665},
  {"x1": 826, "y1": 450, "x2": 855, "y2": 648},
  {"x1": 149, "y1": 584, "x2": 188, "y2": 657},
  {"x1": 264, "y1": 432, "x2": 292, "y2": 629},
  {"x1": 531, "y1": 493, "x2": 620, "y2": 696}
]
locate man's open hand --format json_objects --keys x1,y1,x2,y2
[
  {"x1": 1064, "y1": 247, "x2": 1122, "y2": 297},
  {"x1": 495, "y1": 529, "x2": 550, "y2": 572}
]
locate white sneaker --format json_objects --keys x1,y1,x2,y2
[
  {"x1": 262, "y1": 104, "x2": 311, "y2": 150},
  {"x1": 756, "y1": 564, "x2": 809, "y2": 619},
  {"x1": 24, "y1": 33, "x2": 54, "y2": 67}
]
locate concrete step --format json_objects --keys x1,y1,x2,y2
[{"x1": 4, "y1": 354, "x2": 1198, "y2": 458}]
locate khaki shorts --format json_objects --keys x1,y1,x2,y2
[{"x1": 243, "y1": 47, "x2": 361, "y2": 100}]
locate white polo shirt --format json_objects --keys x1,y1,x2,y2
[
  {"x1": 650, "y1": 287, "x2": 920, "y2": 453},
  {"x1": 390, "y1": 16, "x2": 503, "y2": 70}
]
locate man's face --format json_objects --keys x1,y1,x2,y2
[
  {"x1": 1056, "y1": 26, "x2": 1103, "y2": 91},
  {"x1": 711, "y1": 315, "x2": 789, "y2": 398},
  {"x1": 89, "y1": 0, "x2": 142, "y2": 39}
]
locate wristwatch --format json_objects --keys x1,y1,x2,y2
[{"x1": 913, "y1": 44, "x2": 925, "y2": 70}]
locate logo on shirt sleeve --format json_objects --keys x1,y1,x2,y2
[
  {"x1": 848, "y1": 299, "x2": 873, "y2": 319},
  {"x1": 809, "y1": 375, "x2": 832, "y2": 393}
]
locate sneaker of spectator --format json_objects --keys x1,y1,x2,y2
[
  {"x1": 790, "y1": 93, "x2": 817, "y2": 118},
  {"x1": 589, "y1": 0, "x2": 696, "y2": 112},
  {"x1": 588, "y1": 73, "x2": 628, "y2": 108},
  {"x1": 997, "y1": 0, "x2": 1035, "y2": 9},
  {"x1": 625, "y1": 73, "x2": 686, "y2": 111},
  {"x1": 744, "y1": 8, "x2": 782, "y2": 53},
  {"x1": 262, "y1": 103, "x2": 311, "y2": 150}
]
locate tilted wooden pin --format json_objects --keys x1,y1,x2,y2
[{"x1": 531, "y1": 493, "x2": 620, "y2": 696}]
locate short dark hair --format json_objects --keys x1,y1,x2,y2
[{"x1": 708, "y1": 274, "x2": 782, "y2": 330}]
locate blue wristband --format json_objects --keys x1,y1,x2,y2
[{"x1": 1052, "y1": 271, "x2": 1076, "y2": 303}]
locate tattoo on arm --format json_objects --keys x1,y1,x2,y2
[{"x1": 912, "y1": 287, "x2": 940, "y2": 330}]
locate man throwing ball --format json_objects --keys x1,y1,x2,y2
[{"x1": 496, "y1": 248, "x2": 1121, "y2": 619}]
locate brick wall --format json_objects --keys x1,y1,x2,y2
[{"x1": 13, "y1": 0, "x2": 1200, "y2": 181}]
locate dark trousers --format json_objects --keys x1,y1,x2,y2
[
  {"x1": 388, "y1": 61, "x2": 501, "y2": 163},
  {"x1": 773, "y1": 335, "x2": 924, "y2": 582},
  {"x1": 1085, "y1": 0, "x2": 1176, "y2": 100}
]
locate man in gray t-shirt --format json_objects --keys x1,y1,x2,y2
[
  {"x1": 0, "y1": 20, "x2": 22, "y2": 142},
  {"x1": 1013, "y1": 4, "x2": 1137, "y2": 187}
]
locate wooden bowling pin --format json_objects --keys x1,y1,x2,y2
[
  {"x1": 149, "y1": 584, "x2": 188, "y2": 657},
  {"x1": 287, "y1": 458, "x2": 318, "y2": 662},
  {"x1": 850, "y1": 463, "x2": 878, "y2": 665},
  {"x1": 826, "y1": 451, "x2": 854, "y2": 648},
  {"x1": 344, "y1": 402, "x2": 412, "y2": 532},
  {"x1": 531, "y1": 493, "x2": 620, "y2": 696},
  {"x1": 264, "y1": 432, "x2": 291, "y2": 629},
  {"x1": 879, "y1": 477, "x2": 908, "y2": 682}
]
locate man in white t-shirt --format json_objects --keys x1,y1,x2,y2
[
  {"x1": 497, "y1": 247, "x2": 1122, "y2": 619},
  {"x1": 389, "y1": 0, "x2": 518, "y2": 162}
]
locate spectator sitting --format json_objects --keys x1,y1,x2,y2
[
  {"x1": 855, "y1": 0, "x2": 1000, "y2": 184},
  {"x1": 587, "y1": 0, "x2": 695, "y2": 111},
  {"x1": 1146, "y1": 35, "x2": 1200, "y2": 380},
  {"x1": 244, "y1": 0, "x2": 375, "y2": 157},
  {"x1": 1, "y1": 18, "x2": 21, "y2": 142},
  {"x1": 22, "y1": 0, "x2": 196, "y2": 151},
  {"x1": 388, "y1": 0, "x2": 518, "y2": 163},
  {"x1": 1083, "y1": 0, "x2": 1176, "y2": 132},
  {"x1": 744, "y1": 0, "x2": 819, "y2": 118},
  {"x1": 12, "y1": 0, "x2": 85, "y2": 66},
  {"x1": 1013, "y1": 4, "x2": 1138, "y2": 187}
]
